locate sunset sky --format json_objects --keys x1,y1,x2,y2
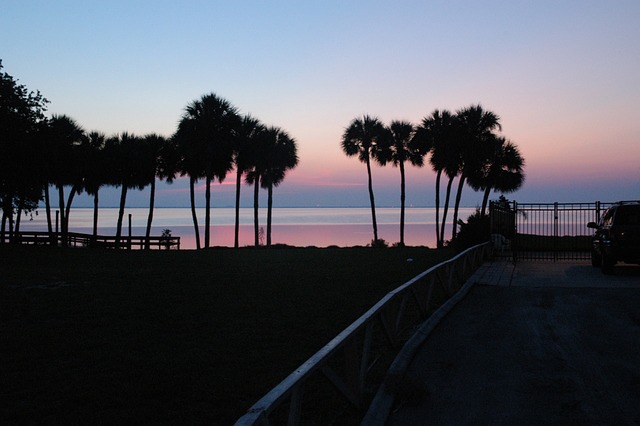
[{"x1": 2, "y1": 1, "x2": 639, "y2": 208}]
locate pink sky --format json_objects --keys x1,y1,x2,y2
[{"x1": 2, "y1": 1, "x2": 638, "y2": 207}]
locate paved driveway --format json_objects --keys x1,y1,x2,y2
[{"x1": 382, "y1": 261, "x2": 640, "y2": 425}]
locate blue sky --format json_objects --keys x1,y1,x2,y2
[{"x1": 2, "y1": 0, "x2": 639, "y2": 208}]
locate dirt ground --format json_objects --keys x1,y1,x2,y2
[{"x1": 385, "y1": 262, "x2": 640, "y2": 425}]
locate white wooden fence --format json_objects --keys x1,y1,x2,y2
[{"x1": 235, "y1": 242, "x2": 492, "y2": 425}]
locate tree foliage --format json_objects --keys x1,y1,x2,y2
[
  {"x1": 0, "y1": 60, "x2": 49, "y2": 240},
  {"x1": 345, "y1": 105, "x2": 525, "y2": 248},
  {"x1": 2, "y1": 59, "x2": 521, "y2": 249},
  {"x1": 341, "y1": 115, "x2": 387, "y2": 242}
]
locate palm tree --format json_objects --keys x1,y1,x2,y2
[
  {"x1": 378, "y1": 120, "x2": 425, "y2": 246},
  {"x1": 34, "y1": 121, "x2": 55, "y2": 242},
  {"x1": 175, "y1": 93, "x2": 240, "y2": 248},
  {"x1": 417, "y1": 110, "x2": 460, "y2": 248},
  {"x1": 341, "y1": 115, "x2": 386, "y2": 243},
  {"x1": 467, "y1": 135, "x2": 525, "y2": 216},
  {"x1": 173, "y1": 124, "x2": 203, "y2": 249},
  {"x1": 47, "y1": 114, "x2": 85, "y2": 246},
  {"x1": 260, "y1": 126, "x2": 298, "y2": 247},
  {"x1": 82, "y1": 131, "x2": 107, "y2": 239},
  {"x1": 105, "y1": 132, "x2": 146, "y2": 247},
  {"x1": 142, "y1": 134, "x2": 177, "y2": 249},
  {"x1": 244, "y1": 166, "x2": 262, "y2": 247},
  {"x1": 232, "y1": 115, "x2": 265, "y2": 248},
  {"x1": 451, "y1": 105, "x2": 501, "y2": 240},
  {"x1": 245, "y1": 130, "x2": 270, "y2": 247}
]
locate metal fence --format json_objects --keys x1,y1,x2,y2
[
  {"x1": 234, "y1": 242, "x2": 491, "y2": 425},
  {"x1": 490, "y1": 201, "x2": 613, "y2": 261}
]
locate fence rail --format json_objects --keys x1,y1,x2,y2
[
  {"x1": 235, "y1": 242, "x2": 491, "y2": 425},
  {"x1": 490, "y1": 201, "x2": 613, "y2": 261},
  {"x1": 0, "y1": 231, "x2": 180, "y2": 250}
]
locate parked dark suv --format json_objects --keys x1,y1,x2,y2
[{"x1": 587, "y1": 201, "x2": 640, "y2": 274}]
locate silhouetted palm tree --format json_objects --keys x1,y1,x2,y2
[
  {"x1": 378, "y1": 120, "x2": 425, "y2": 246},
  {"x1": 467, "y1": 135, "x2": 525, "y2": 216},
  {"x1": 105, "y1": 132, "x2": 146, "y2": 246},
  {"x1": 245, "y1": 130, "x2": 269, "y2": 247},
  {"x1": 232, "y1": 115, "x2": 265, "y2": 248},
  {"x1": 244, "y1": 168, "x2": 262, "y2": 247},
  {"x1": 451, "y1": 105, "x2": 501, "y2": 240},
  {"x1": 175, "y1": 93, "x2": 240, "y2": 248},
  {"x1": 82, "y1": 131, "x2": 107, "y2": 239},
  {"x1": 259, "y1": 126, "x2": 298, "y2": 247},
  {"x1": 341, "y1": 115, "x2": 386, "y2": 243},
  {"x1": 47, "y1": 114, "x2": 85, "y2": 246},
  {"x1": 142, "y1": 134, "x2": 177, "y2": 249},
  {"x1": 418, "y1": 110, "x2": 460, "y2": 248},
  {"x1": 173, "y1": 124, "x2": 203, "y2": 249},
  {"x1": 34, "y1": 121, "x2": 55, "y2": 241}
]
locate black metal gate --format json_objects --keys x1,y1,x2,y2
[{"x1": 490, "y1": 201, "x2": 613, "y2": 261}]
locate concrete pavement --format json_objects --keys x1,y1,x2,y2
[{"x1": 364, "y1": 260, "x2": 640, "y2": 425}]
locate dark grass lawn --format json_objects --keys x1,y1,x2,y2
[{"x1": 0, "y1": 245, "x2": 453, "y2": 425}]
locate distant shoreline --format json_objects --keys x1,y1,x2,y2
[
  {"x1": 37, "y1": 205, "x2": 481, "y2": 210},
  {"x1": 18, "y1": 207, "x2": 479, "y2": 249}
]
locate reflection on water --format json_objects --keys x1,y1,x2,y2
[{"x1": 19, "y1": 207, "x2": 476, "y2": 249}]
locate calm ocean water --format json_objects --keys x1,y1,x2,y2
[{"x1": 19, "y1": 207, "x2": 477, "y2": 249}]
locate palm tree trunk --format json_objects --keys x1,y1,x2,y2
[
  {"x1": 1, "y1": 196, "x2": 14, "y2": 243},
  {"x1": 234, "y1": 169, "x2": 242, "y2": 248},
  {"x1": 57, "y1": 185, "x2": 67, "y2": 247},
  {"x1": 2, "y1": 196, "x2": 14, "y2": 243},
  {"x1": 115, "y1": 184, "x2": 128, "y2": 247},
  {"x1": 8, "y1": 209, "x2": 15, "y2": 242},
  {"x1": 92, "y1": 191, "x2": 99, "y2": 243},
  {"x1": 204, "y1": 175, "x2": 212, "y2": 248},
  {"x1": 440, "y1": 176, "x2": 454, "y2": 247},
  {"x1": 1, "y1": 210, "x2": 7, "y2": 244},
  {"x1": 44, "y1": 185, "x2": 52, "y2": 234},
  {"x1": 481, "y1": 186, "x2": 492, "y2": 216},
  {"x1": 451, "y1": 174, "x2": 466, "y2": 240},
  {"x1": 253, "y1": 178, "x2": 260, "y2": 247},
  {"x1": 365, "y1": 157, "x2": 378, "y2": 242},
  {"x1": 189, "y1": 176, "x2": 201, "y2": 250},
  {"x1": 65, "y1": 184, "x2": 78, "y2": 234},
  {"x1": 434, "y1": 170, "x2": 442, "y2": 248},
  {"x1": 399, "y1": 160, "x2": 406, "y2": 246},
  {"x1": 267, "y1": 184, "x2": 273, "y2": 247},
  {"x1": 15, "y1": 203, "x2": 23, "y2": 234},
  {"x1": 145, "y1": 178, "x2": 156, "y2": 249},
  {"x1": 44, "y1": 184, "x2": 54, "y2": 245}
]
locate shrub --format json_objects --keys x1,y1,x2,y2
[
  {"x1": 370, "y1": 238, "x2": 389, "y2": 248},
  {"x1": 451, "y1": 209, "x2": 490, "y2": 252}
]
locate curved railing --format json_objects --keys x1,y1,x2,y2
[{"x1": 235, "y1": 242, "x2": 492, "y2": 425}]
